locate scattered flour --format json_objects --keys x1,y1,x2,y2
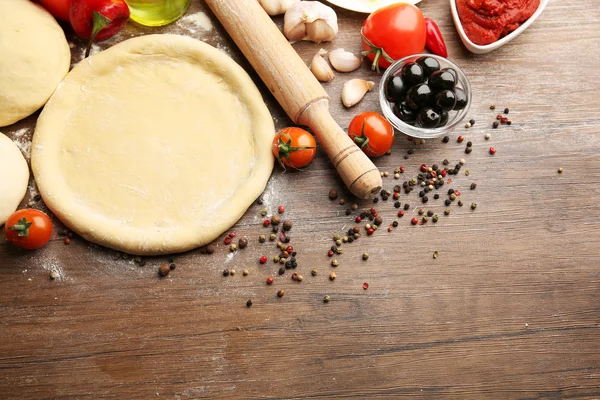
[
  {"x1": 39, "y1": 252, "x2": 70, "y2": 282},
  {"x1": 177, "y1": 12, "x2": 213, "y2": 34},
  {"x1": 11, "y1": 127, "x2": 32, "y2": 160}
]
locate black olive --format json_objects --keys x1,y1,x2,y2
[
  {"x1": 453, "y1": 87, "x2": 468, "y2": 110},
  {"x1": 435, "y1": 90, "x2": 457, "y2": 111},
  {"x1": 415, "y1": 56, "x2": 441, "y2": 77},
  {"x1": 400, "y1": 62, "x2": 424, "y2": 86},
  {"x1": 416, "y1": 108, "x2": 441, "y2": 128},
  {"x1": 406, "y1": 84, "x2": 434, "y2": 110},
  {"x1": 438, "y1": 110, "x2": 449, "y2": 127},
  {"x1": 393, "y1": 102, "x2": 417, "y2": 124},
  {"x1": 429, "y1": 69, "x2": 456, "y2": 91},
  {"x1": 385, "y1": 75, "x2": 406, "y2": 102},
  {"x1": 442, "y1": 67, "x2": 458, "y2": 81}
]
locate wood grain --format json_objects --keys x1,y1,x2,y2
[{"x1": 1, "y1": 0, "x2": 600, "y2": 398}]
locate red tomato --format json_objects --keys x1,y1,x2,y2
[
  {"x1": 362, "y1": 3, "x2": 426, "y2": 71},
  {"x1": 36, "y1": 0, "x2": 71, "y2": 21},
  {"x1": 4, "y1": 209, "x2": 53, "y2": 250},
  {"x1": 272, "y1": 127, "x2": 317, "y2": 169},
  {"x1": 348, "y1": 112, "x2": 394, "y2": 158}
]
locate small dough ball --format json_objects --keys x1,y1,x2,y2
[
  {"x1": 0, "y1": 133, "x2": 29, "y2": 226},
  {"x1": 0, "y1": 0, "x2": 71, "y2": 127}
]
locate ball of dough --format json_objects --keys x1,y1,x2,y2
[
  {"x1": 0, "y1": 0, "x2": 71, "y2": 127},
  {"x1": 0, "y1": 133, "x2": 29, "y2": 226}
]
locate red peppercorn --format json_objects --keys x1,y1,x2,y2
[
  {"x1": 355, "y1": 216, "x2": 362, "y2": 223},
  {"x1": 411, "y1": 217, "x2": 418, "y2": 225},
  {"x1": 363, "y1": 282, "x2": 369, "y2": 290},
  {"x1": 367, "y1": 228, "x2": 374, "y2": 235},
  {"x1": 496, "y1": 114, "x2": 502, "y2": 120},
  {"x1": 370, "y1": 208, "x2": 377, "y2": 215},
  {"x1": 328, "y1": 250, "x2": 334, "y2": 257},
  {"x1": 400, "y1": 166, "x2": 405, "y2": 173},
  {"x1": 393, "y1": 192, "x2": 400, "y2": 200},
  {"x1": 371, "y1": 211, "x2": 378, "y2": 218},
  {"x1": 489, "y1": 147, "x2": 496, "y2": 155},
  {"x1": 259, "y1": 255, "x2": 267, "y2": 264},
  {"x1": 286, "y1": 246, "x2": 293, "y2": 253},
  {"x1": 229, "y1": 231, "x2": 236, "y2": 238},
  {"x1": 387, "y1": 227, "x2": 392, "y2": 233},
  {"x1": 278, "y1": 205, "x2": 285, "y2": 214},
  {"x1": 263, "y1": 219, "x2": 270, "y2": 227},
  {"x1": 500, "y1": 117, "x2": 508, "y2": 124},
  {"x1": 266, "y1": 276, "x2": 274, "y2": 285},
  {"x1": 407, "y1": 136, "x2": 413, "y2": 141},
  {"x1": 397, "y1": 210, "x2": 404, "y2": 217},
  {"x1": 457, "y1": 136, "x2": 464, "y2": 143},
  {"x1": 224, "y1": 236, "x2": 232, "y2": 245},
  {"x1": 420, "y1": 164, "x2": 427, "y2": 172},
  {"x1": 441, "y1": 169, "x2": 447, "y2": 177}
]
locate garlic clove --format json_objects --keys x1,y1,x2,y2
[
  {"x1": 258, "y1": 0, "x2": 301, "y2": 16},
  {"x1": 305, "y1": 18, "x2": 337, "y2": 43},
  {"x1": 311, "y1": 49, "x2": 335, "y2": 82},
  {"x1": 341, "y1": 79, "x2": 374, "y2": 108},
  {"x1": 284, "y1": 1, "x2": 338, "y2": 43},
  {"x1": 328, "y1": 48, "x2": 362, "y2": 73}
]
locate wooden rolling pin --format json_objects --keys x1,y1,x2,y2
[{"x1": 205, "y1": 0, "x2": 382, "y2": 199}]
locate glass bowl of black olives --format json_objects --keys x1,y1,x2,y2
[{"x1": 379, "y1": 54, "x2": 472, "y2": 139}]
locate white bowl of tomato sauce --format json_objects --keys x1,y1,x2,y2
[{"x1": 450, "y1": 0, "x2": 549, "y2": 54}]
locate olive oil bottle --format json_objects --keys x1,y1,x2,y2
[{"x1": 125, "y1": 0, "x2": 190, "y2": 27}]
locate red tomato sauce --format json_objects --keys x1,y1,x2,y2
[{"x1": 456, "y1": 0, "x2": 540, "y2": 45}]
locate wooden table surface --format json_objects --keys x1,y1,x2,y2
[{"x1": 2, "y1": 0, "x2": 599, "y2": 398}]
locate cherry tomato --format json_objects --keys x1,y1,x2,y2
[
  {"x1": 348, "y1": 112, "x2": 394, "y2": 158},
  {"x1": 4, "y1": 209, "x2": 53, "y2": 250},
  {"x1": 362, "y1": 3, "x2": 426, "y2": 71},
  {"x1": 272, "y1": 127, "x2": 317, "y2": 169},
  {"x1": 35, "y1": 0, "x2": 71, "y2": 21}
]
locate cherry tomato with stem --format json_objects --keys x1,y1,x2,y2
[
  {"x1": 361, "y1": 3, "x2": 426, "y2": 72},
  {"x1": 4, "y1": 209, "x2": 53, "y2": 250},
  {"x1": 348, "y1": 112, "x2": 394, "y2": 158},
  {"x1": 272, "y1": 127, "x2": 317, "y2": 169}
]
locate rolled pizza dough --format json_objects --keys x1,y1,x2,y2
[
  {"x1": 0, "y1": 0, "x2": 71, "y2": 127},
  {"x1": 32, "y1": 34, "x2": 275, "y2": 255},
  {"x1": 0, "y1": 133, "x2": 29, "y2": 226}
]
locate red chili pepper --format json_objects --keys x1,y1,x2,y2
[
  {"x1": 70, "y1": 0, "x2": 130, "y2": 57},
  {"x1": 424, "y1": 18, "x2": 448, "y2": 58}
]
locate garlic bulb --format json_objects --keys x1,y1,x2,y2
[
  {"x1": 311, "y1": 49, "x2": 334, "y2": 82},
  {"x1": 341, "y1": 79, "x2": 374, "y2": 108},
  {"x1": 328, "y1": 48, "x2": 362, "y2": 72},
  {"x1": 284, "y1": 1, "x2": 338, "y2": 43},
  {"x1": 257, "y1": 0, "x2": 301, "y2": 16}
]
